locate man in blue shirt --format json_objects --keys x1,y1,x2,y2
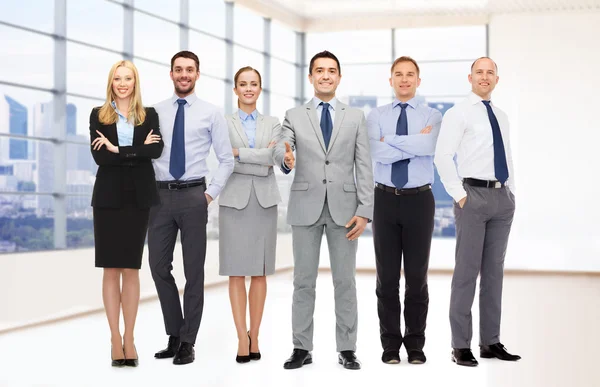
[{"x1": 367, "y1": 56, "x2": 442, "y2": 365}]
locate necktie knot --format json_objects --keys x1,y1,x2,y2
[
  {"x1": 177, "y1": 98, "x2": 187, "y2": 106},
  {"x1": 482, "y1": 100, "x2": 491, "y2": 106},
  {"x1": 399, "y1": 103, "x2": 408, "y2": 110},
  {"x1": 320, "y1": 102, "x2": 330, "y2": 110}
]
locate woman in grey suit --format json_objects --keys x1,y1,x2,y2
[{"x1": 219, "y1": 66, "x2": 282, "y2": 363}]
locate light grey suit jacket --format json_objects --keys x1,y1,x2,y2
[
  {"x1": 219, "y1": 111, "x2": 282, "y2": 210},
  {"x1": 273, "y1": 99, "x2": 374, "y2": 227}
]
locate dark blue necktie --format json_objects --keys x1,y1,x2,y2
[
  {"x1": 320, "y1": 102, "x2": 333, "y2": 149},
  {"x1": 169, "y1": 98, "x2": 187, "y2": 180},
  {"x1": 482, "y1": 100, "x2": 509, "y2": 183},
  {"x1": 391, "y1": 103, "x2": 409, "y2": 188}
]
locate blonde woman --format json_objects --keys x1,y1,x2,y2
[
  {"x1": 219, "y1": 67, "x2": 282, "y2": 363},
  {"x1": 90, "y1": 60, "x2": 163, "y2": 367}
]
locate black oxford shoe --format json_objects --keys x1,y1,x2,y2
[
  {"x1": 452, "y1": 348, "x2": 479, "y2": 367},
  {"x1": 338, "y1": 350, "x2": 361, "y2": 370},
  {"x1": 155, "y1": 336, "x2": 180, "y2": 359},
  {"x1": 283, "y1": 349, "x2": 312, "y2": 369},
  {"x1": 480, "y1": 343, "x2": 521, "y2": 361},
  {"x1": 381, "y1": 350, "x2": 400, "y2": 364},
  {"x1": 407, "y1": 349, "x2": 427, "y2": 364},
  {"x1": 173, "y1": 342, "x2": 195, "y2": 365}
]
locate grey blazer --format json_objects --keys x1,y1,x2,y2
[
  {"x1": 219, "y1": 111, "x2": 282, "y2": 210},
  {"x1": 273, "y1": 100, "x2": 374, "y2": 227}
]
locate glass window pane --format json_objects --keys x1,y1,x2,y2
[
  {"x1": 132, "y1": 59, "x2": 173, "y2": 107},
  {"x1": 271, "y1": 59, "x2": 296, "y2": 98},
  {"x1": 189, "y1": 32, "x2": 226, "y2": 79},
  {"x1": 0, "y1": 138, "x2": 52, "y2": 194},
  {"x1": 271, "y1": 21, "x2": 296, "y2": 61},
  {"x1": 0, "y1": 0, "x2": 54, "y2": 34},
  {"x1": 66, "y1": 96, "x2": 104, "y2": 137},
  {"x1": 0, "y1": 193, "x2": 54, "y2": 253},
  {"x1": 234, "y1": 46, "x2": 264, "y2": 77},
  {"x1": 67, "y1": 42, "x2": 123, "y2": 98},
  {"x1": 418, "y1": 61, "x2": 472, "y2": 97},
  {"x1": 270, "y1": 95, "x2": 295, "y2": 124},
  {"x1": 189, "y1": 0, "x2": 226, "y2": 38},
  {"x1": 134, "y1": 12, "x2": 179, "y2": 62},
  {"x1": 67, "y1": 194, "x2": 94, "y2": 248},
  {"x1": 134, "y1": 0, "x2": 179, "y2": 21},
  {"x1": 233, "y1": 5, "x2": 264, "y2": 51},
  {"x1": 67, "y1": 0, "x2": 123, "y2": 51},
  {"x1": 394, "y1": 25, "x2": 486, "y2": 61},
  {"x1": 196, "y1": 77, "x2": 225, "y2": 109},
  {"x1": 306, "y1": 30, "x2": 391, "y2": 64},
  {"x1": 0, "y1": 84, "x2": 54, "y2": 141},
  {"x1": 0, "y1": 25, "x2": 54, "y2": 89}
]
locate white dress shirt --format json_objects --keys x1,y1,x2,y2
[
  {"x1": 153, "y1": 93, "x2": 234, "y2": 199},
  {"x1": 434, "y1": 92, "x2": 515, "y2": 202},
  {"x1": 313, "y1": 96, "x2": 337, "y2": 125}
]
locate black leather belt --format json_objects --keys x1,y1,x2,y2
[
  {"x1": 376, "y1": 183, "x2": 431, "y2": 195},
  {"x1": 463, "y1": 178, "x2": 505, "y2": 189},
  {"x1": 157, "y1": 177, "x2": 206, "y2": 190}
]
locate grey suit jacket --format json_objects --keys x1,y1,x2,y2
[
  {"x1": 273, "y1": 100, "x2": 374, "y2": 227},
  {"x1": 219, "y1": 111, "x2": 282, "y2": 210}
]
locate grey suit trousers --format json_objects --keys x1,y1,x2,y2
[
  {"x1": 292, "y1": 201, "x2": 358, "y2": 352},
  {"x1": 450, "y1": 183, "x2": 515, "y2": 349},
  {"x1": 148, "y1": 184, "x2": 208, "y2": 344}
]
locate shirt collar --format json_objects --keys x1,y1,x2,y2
[
  {"x1": 111, "y1": 101, "x2": 127, "y2": 119},
  {"x1": 392, "y1": 97, "x2": 418, "y2": 109},
  {"x1": 312, "y1": 97, "x2": 337, "y2": 111},
  {"x1": 468, "y1": 91, "x2": 489, "y2": 105},
  {"x1": 171, "y1": 92, "x2": 198, "y2": 107},
  {"x1": 238, "y1": 109, "x2": 258, "y2": 121}
]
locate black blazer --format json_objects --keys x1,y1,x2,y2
[{"x1": 90, "y1": 107, "x2": 164, "y2": 209}]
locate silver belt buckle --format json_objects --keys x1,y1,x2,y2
[
  {"x1": 494, "y1": 181, "x2": 501, "y2": 188},
  {"x1": 167, "y1": 182, "x2": 179, "y2": 190}
]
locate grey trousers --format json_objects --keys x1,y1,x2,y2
[
  {"x1": 148, "y1": 184, "x2": 208, "y2": 344},
  {"x1": 291, "y1": 202, "x2": 358, "y2": 352},
  {"x1": 450, "y1": 183, "x2": 515, "y2": 349}
]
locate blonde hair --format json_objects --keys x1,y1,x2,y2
[{"x1": 98, "y1": 60, "x2": 146, "y2": 126}]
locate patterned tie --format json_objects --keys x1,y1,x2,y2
[
  {"x1": 391, "y1": 103, "x2": 409, "y2": 188},
  {"x1": 482, "y1": 100, "x2": 509, "y2": 183},
  {"x1": 169, "y1": 98, "x2": 187, "y2": 180},
  {"x1": 320, "y1": 102, "x2": 333, "y2": 149}
]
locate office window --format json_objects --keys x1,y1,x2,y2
[
  {"x1": 233, "y1": 46, "x2": 264, "y2": 78},
  {"x1": 189, "y1": 0, "x2": 226, "y2": 38},
  {"x1": 0, "y1": 25, "x2": 54, "y2": 89},
  {"x1": 189, "y1": 31, "x2": 227, "y2": 79},
  {"x1": 306, "y1": 30, "x2": 391, "y2": 64},
  {"x1": 134, "y1": 0, "x2": 180, "y2": 22},
  {"x1": 67, "y1": 0, "x2": 123, "y2": 52},
  {"x1": 66, "y1": 42, "x2": 123, "y2": 98},
  {"x1": 233, "y1": 5, "x2": 264, "y2": 51},
  {"x1": 196, "y1": 77, "x2": 225, "y2": 109},
  {"x1": 0, "y1": 0, "x2": 54, "y2": 34},
  {"x1": 271, "y1": 21, "x2": 296, "y2": 61},
  {"x1": 270, "y1": 59, "x2": 296, "y2": 98},
  {"x1": 394, "y1": 25, "x2": 486, "y2": 61},
  {"x1": 0, "y1": 194, "x2": 54, "y2": 253},
  {"x1": 132, "y1": 59, "x2": 173, "y2": 106},
  {"x1": 134, "y1": 12, "x2": 179, "y2": 62}
]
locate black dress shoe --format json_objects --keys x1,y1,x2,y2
[
  {"x1": 248, "y1": 332, "x2": 261, "y2": 361},
  {"x1": 173, "y1": 342, "x2": 195, "y2": 365},
  {"x1": 155, "y1": 336, "x2": 180, "y2": 359},
  {"x1": 381, "y1": 350, "x2": 400, "y2": 364},
  {"x1": 480, "y1": 343, "x2": 521, "y2": 361},
  {"x1": 111, "y1": 346, "x2": 126, "y2": 367},
  {"x1": 338, "y1": 351, "x2": 361, "y2": 370},
  {"x1": 407, "y1": 349, "x2": 427, "y2": 364},
  {"x1": 124, "y1": 345, "x2": 139, "y2": 367},
  {"x1": 452, "y1": 348, "x2": 479, "y2": 367},
  {"x1": 283, "y1": 349, "x2": 312, "y2": 370}
]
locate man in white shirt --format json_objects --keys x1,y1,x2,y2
[{"x1": 434, "y1": 57, "x2": 521, "y2": 367}]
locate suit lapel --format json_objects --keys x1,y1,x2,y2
[
  {"x1": 305, "y1": 103, "x2": 327, "y2": 154},
  {"x1": 256, "y1": 114, "x2": 266, "y2": 148},
  {"x1": 231, "y1": 112, "x2": 250, "y2": 148},
  {"x1": 327, "y1": 102, "x2": 346, "y2": 152}
]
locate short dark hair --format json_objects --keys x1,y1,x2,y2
[
  {"x1": 471, "y1": 57, "x2": 498, "y2": 73},
  {"x1": 171, "y1": 51, "x2": 200, "y2": 72},
  {"x1": 391, "y1": 56, "x2": 420, "y2": 76},
  {"x1": 309, "y1": 51, "x2": 341, "y2": 75}
]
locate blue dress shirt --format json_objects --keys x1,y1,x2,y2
[
  {"x1": 238, "y1": 109, "x2": 258, "y2": 148},
  {"x1": 111, "y1": 101, "x2": 134, "y2": 146},
  {"x1": 367, "y1": 97, "x2": 443, "y2": 189}
]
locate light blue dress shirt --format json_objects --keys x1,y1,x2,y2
[
  {"x1": 238, "y1": 109, "x2": 258, "y2": 148},
  {"x1": 111, "y1": 101, "x2": 134, "y2": 146},
  {"x1": 367, "y1": 97, "x2": 443, "y2": 189}
]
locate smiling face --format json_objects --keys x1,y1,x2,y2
[
  {"x1": 309, "y1": 57, "x2": 341, "y2": 100},
  {"x1": 112, "y1": 66, "x2": 135, "y2": 101},
  {"x1": 469, "y1": 57, "x2": 499, "y2": 100},
  {"x1": 234, "y1": 70, "x2": 262, "y2": 107},
  {"x1": 389, "y1": 60, "x2": 421, "y2": 102},
  {"x1": 170, "y1": 57, "x2": 199, "y2": 97}
]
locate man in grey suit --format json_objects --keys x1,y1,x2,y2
[{"x1": 273, "y1": 51, "x2": 374, "y2": 370}]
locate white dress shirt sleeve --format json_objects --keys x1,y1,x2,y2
[{"x1": 434, "y1": 107, "x2": 468, "y2": 202}]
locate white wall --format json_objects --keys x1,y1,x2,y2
[{"x1": 489, "y1": 11, "x2": 600, "y2": 265}]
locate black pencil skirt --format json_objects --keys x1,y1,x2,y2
[{"x1": 93, "y1": 190, "x2": 150, "y2": 269}]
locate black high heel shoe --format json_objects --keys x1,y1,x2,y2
[
  {"x1": 236, "y1": 335, "x2": 250, "y2": 363},
  {"x1": 124, "y1": 345, "x2": 139, "y2": 367},
  {"x1": 111, "y1": 346, "x2": 126, "y2": 367},
  {"x1": 248, "y1": 331, "x2": 261, "y2": 361}
]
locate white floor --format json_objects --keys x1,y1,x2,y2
[{"x1": 0, "y1": 271, "x2": 598, "y2": 387}]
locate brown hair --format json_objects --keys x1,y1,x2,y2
[
  {"x1": 309, "y1": 51, "x2": 341, "y2": 75},
  {"x1": 234, "y1": 66, "x2": 262, "y2": 108},
  {"x1": 170, "y1": 50, "x2": 200, "y2": 72},
  {"x1": 391, "y1": 56, "x2": 420, "y2": 76}
]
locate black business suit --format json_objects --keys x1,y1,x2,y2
[{"x1": 90, "y1": 107, "x2": 164, "y2": 268}]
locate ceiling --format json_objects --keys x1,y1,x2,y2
[{"x1": 234, "y1": 0, "x2": 600, "y2": 31}]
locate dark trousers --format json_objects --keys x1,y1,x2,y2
[
  {"x1": 148, "y1": 184, "x2": 208, "y2": 344},
  {"x1": 373, "y1": 187, "x2": 435, "y2": 352}
]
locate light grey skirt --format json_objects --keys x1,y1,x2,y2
[{"x1": 219, "y1": 186, "x2": 277, "y2": 276}]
